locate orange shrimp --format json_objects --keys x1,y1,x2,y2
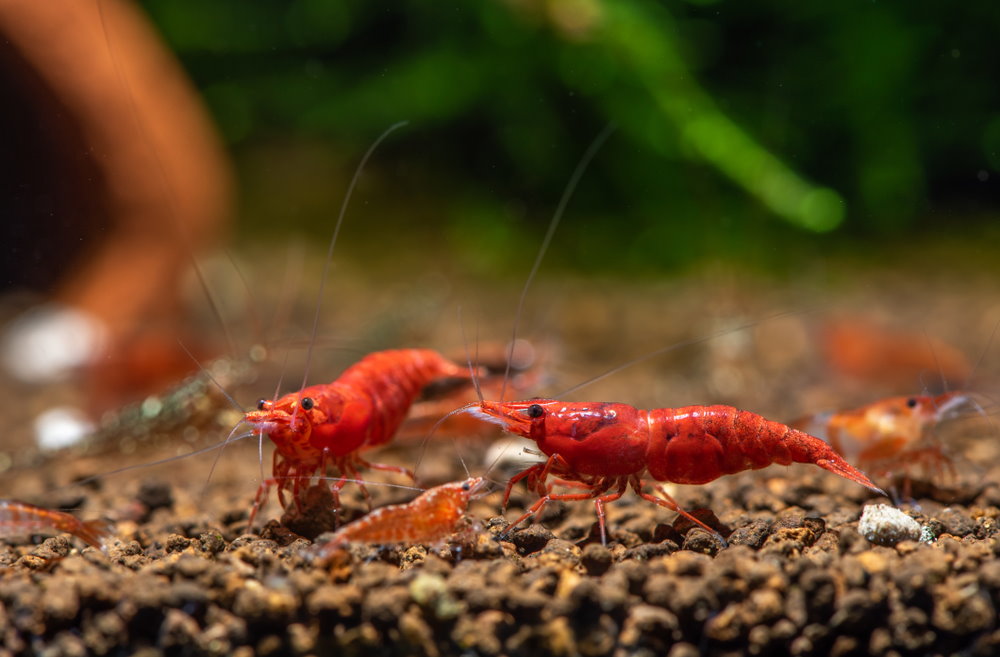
[
  {"x1": 821, "y1": 318, "x2": 971, "y2": 388},
  {"x1": 310, "y1": 476, "x2": 485, "y2": 560},
  {"x1": 465, "y1": 400, "x2": 885, "y2": 544},
  {"x1": 791, "y1": 391, "x2": 976, "y2": 493},
  {"x1": 242, "y1": 348, "x2": 475, "y2": 526},
  {"x1": 0, "y1": 500, "x2": 111, "y2": 552}
]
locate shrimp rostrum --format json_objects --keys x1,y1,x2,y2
[{"x1": 468, "y1": 400, "x2": 886, "y2": 544}]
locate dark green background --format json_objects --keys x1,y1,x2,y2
[{"x1": 141, "y1": 0, "x2": 1000, "y2": 274}]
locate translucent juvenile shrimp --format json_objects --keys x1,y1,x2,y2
[
  {"x1": 791, "y1": 391, "x2": 978, "y2": 494},
  {"x1": 309, "y1": 476, "x2": 486, "y2": 560},
  {"x1": 463, "y1": 400, "x2": 885, "y2": 544},
  {"x1": 0, "y1": 500, "x2": 111, "y2": 552}
]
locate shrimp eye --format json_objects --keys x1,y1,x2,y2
[
  {"x1": 300, "y1": 397, "x2": 315, "y2": 411},
  {"x1": 256, "y1": 399, "x2": 268, "y2": 411},
  {"x1": 526, "y1": 404, "x2": 545, "y2": 419},
  {"x1": 906, "y1": 398, "x2": 918, "y2": 408},
  {"x1": 461, "y1": 482, "x2": 471, "y2": 491}
]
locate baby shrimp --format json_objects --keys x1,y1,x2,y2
[
  {"x1": 309, "y1": 476, "x2": 486, "y2": 561},
  {"x1": 0, "y1": 500, "x2": 111, "y2": 552},
  {"x1": 791, "y1": 391, "x2": 978, "y2": 497},
  {"x1": 243, "y1": 348, "x2": 478, "y2": 526},
  {"x1": 464, "y1": 400, "x2": 886, "y2": 544}
]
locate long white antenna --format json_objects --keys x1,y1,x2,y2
[
  {"x1": 299, "y1": 121, "x2": 409, "y2": 392},
  {"x1": 499, "y1": 123, "x2": 616, "y2": 401}
]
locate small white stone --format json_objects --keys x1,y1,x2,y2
[{"x1": 857, "y1": 504, "x2": 923, "y2": 546}]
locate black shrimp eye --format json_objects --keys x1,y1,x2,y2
[
  {"x1": 906, "y1": 398, "x2": 918, "y2": 408},
  {"x1": 256, "y1": 399, "x2": 268, "y2": 411},
  {"x1": 300, "y1": 397, "x2": 315, "y2": 411},
  {"x1": 526, "y1": 403, "x2": 545, "y2": 419},
  {"x1": 462, "y1": 482, "x2": 471, "y2": 491}
]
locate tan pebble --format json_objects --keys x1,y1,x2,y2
[
  {"x1": 399, "y1": 610, "x2": 438, "y2": 657},
  {"x1": 545, "y1": 616, "x2": 576, "y2": 657},
  {"x1": 255, "y1": 635, "x2": 282, "y2": 656},
  {"x1": 265, "y1": 589, "x2": 297, "y2": 617},
  {"x1": 663, "y1": 551, "x2": 710, "y2": 576},
  {"x1": 305, "y1": 583, "x2": 358, "y2": 616},
  {"x1": 856, "y1": 550, "x2": 892, "y2": 574},
  {"x1": 749, "y1": 588, "x2": 784, "y2": 623},
  {"x1": 704, "y1": 604, "x2": 740, "y2": 642},
  {"x1": 555, "y1": 569, "x2": 582, "y2": 599},
  {"x1": 667, "y1": 641, "x2": 700, "y2": 657},
  {"x1": 409, "y1": 572, "x2": 447, "y2": 606}
]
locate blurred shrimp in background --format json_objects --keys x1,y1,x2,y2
[{"x1": 0, "y1": 0, "x2": 233, "y2": 447}]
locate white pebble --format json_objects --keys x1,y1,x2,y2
[{"x1": 857, "y1": 504, "x2": 923, "y2": 546}]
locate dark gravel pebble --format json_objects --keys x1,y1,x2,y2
[
  {"x1": 137, "y1": 480, "x2": 174, "y2": 512},
  {"x1": 507, "y1": 524, "x2": 555, "y2": 555}
]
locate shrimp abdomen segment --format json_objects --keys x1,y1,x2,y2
[
  {"x1": 646, "y1": 405, "x2": 884, "y2": 493},
  {"x1": 339, "y1": 349, "x2": 469, "y2": 448}
]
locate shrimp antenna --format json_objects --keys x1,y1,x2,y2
[
  {"x1": 500, "y1": 123, "x2": 617, "y2": 402},
  {"x1": 480, "y1": 431, "x2": 527, "y2": 491},
  {"x1": 458, "y1": 306, "x2": 485, "y2": 403},
  {"x1": 300, "y1": 121, "x2": 409, "y2": 393},
  {"x1": 270, "y1": 240, "x2": 307, "y2": 347},
  {"x1": 920, "y1": 324, "x2": 949, "y2": 395},
  {"x1": 411, "y1": 308, "x2": 478, "y2": 482},
  {"x1": 276, "y1": 475, "x2": 425, "y2": 494},
  {"x1": 202, "y1": 422, "x2": 260, "y2": 497},
  {"x1": 175, "y1": 338, "x2": 249, "y2": 493},
  {"x1": 413, "y1": 402, "x2": 480, "y2": 481},
  {"x1": 556, "y1": 308, "x2": 818, "y2": 397},
  {"x1": 176, "y1": 340, "x2": 245, "y2": 413},
  {"x1": 65, "y1": 431, "x2": 258, "y2": 490},
  {"x1": 967, "y1": 314, "x2": 1000, "y2": 387},
  {"x1": 223, "y1": 248, "x2": 265, "y2": 349}
]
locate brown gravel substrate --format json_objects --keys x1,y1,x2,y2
[
  {"x1": 1, "y1": 459, "x2": 998, "y2": 657},
  {"x1": 3, "y1": 249, "x2": 1000, "y2": 656}
]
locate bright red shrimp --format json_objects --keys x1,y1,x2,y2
[
  {"x1": 310, "y1": 476, "x2": 485, "y2": 560},
  {"x1": 0, "y1": 500, "x2": 111, "y2": 552},
  {"x1": 242, "y1": 348, "x2": 474, "y2": 526},
  {"x1": 791, "y1": 391, "x2": 976, "y2": 494},
  {"x1": 466, "y1": 400, "x2": 886, "y2": 544}
]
